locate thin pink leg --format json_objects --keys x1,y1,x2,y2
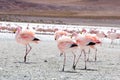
[
  {"x1": 62, "y1": 53, "x2": 66, "y2": 71},
  {"x1": 87, "y1": 48, "x2": 90, "y2": 61},
  {"x1": 83, "y1": 50, "x2": 87, "y2": 69},
  {"x1": 95, "y1": 48, "x2": 97, "y2": 61},
  {"x1": 72, "y1": 52, "x2": 76, "y2": 69},
  {"x1": 73, "y1": 49, "x2": 83, "y2": 70},
  {"x1": 24, "y1": 44, "x2": 32, "y2": 62}
]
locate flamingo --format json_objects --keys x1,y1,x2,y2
[
  {"x1": 54, "y1": 30, "x2": 70, "y2": 40},
  {"x1": 85, "y1": 34, "x2": 102, "y2": 61},
  {"x1": 72, "y1": 33, "x2": 101, "y2": 70},
  {"x1": 107, "y1": 29, "x2": 120, "y2": 47},
  {"x1": 81, "y1": 28, "x2": 87, "y2": 34},
  {"x1": 96, "y1": 31, "x2": 107, "y2": 39},
  {"x1": 56, "y1": 36, "x2": 78, "y2": 71},
  {"x1": 15, "y1": 27, "x2": 40, "y2": 62}
]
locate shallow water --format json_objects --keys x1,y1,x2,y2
[{"x1": 0, "y1": 21, "x2": 120, "y2": 80}]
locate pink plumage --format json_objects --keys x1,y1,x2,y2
[
  {"x1": 15, "y1": 27, "x2": 40, "y2": 62},
  {"x1": 56, "y1": 36, "x2": 78, "y2": 71},
  {"x1": 72, "y1": 33, "x2": 101, "y2": 70},
  {"x1": 57, "y1": 36, "x2": 77, "y2": 54},
  {"x1": 54, "y1": 30, "x2": 70, "y2": 40}
]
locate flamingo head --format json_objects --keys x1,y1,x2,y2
[
  {"x1": 16, "y1": 26, "x2": 22, "y2": 32},
  {"x1": 15, "y1": 27, "x2": 22, "y2": 35}
]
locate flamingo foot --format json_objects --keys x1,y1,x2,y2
[
  {"x1": 62, "y1": 68, "x2": 64, "y2": 71},
  {"x1": 62, "y1": 65, "x2": 65, "y2": 71},
  {"x1": 87, "y1": 58, "x2": 89, "y2": 61},
  {"x1": 84, "y1": 66, "x2": 87, "y2": 70},
  {"x1": 72, "y1": 65, "x2": 76, "y2": 70},
  {"x1": 24, "y1": 57, "x2": 26, "y2": 62},
  {"x1": 60, "y1": 53, "x2": 63, "y2": 56},
  {"x1": 95, "y1": 58, "x2": 97, "y2": 61}
]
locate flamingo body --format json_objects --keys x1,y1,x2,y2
[
  {"x1": 15, "y1": 27, "x2": 40, "y2": 62},
  {"x1": 54, "y1": 30, "x2": 70, "y2": 40},
  {"x1": 56, "y1": 36, "x2": 78, "y2": 71},
  {"x1": 73, "y1": 33, "x2": 101, "y2": 69}
]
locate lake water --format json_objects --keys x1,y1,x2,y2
[{"x1": 0, "y1": 21, "x2": 120, "y2": 44}]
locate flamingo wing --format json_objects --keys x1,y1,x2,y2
[{"x1": 20, "y1": 30, "x2": 35, "y2": 41}]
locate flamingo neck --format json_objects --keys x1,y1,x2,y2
[{"x1": 15, "y1": 27, "x2": 21, "y2": 37}]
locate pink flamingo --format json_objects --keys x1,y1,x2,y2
[
  {"x1": 96, "y1": 31, "x2": 107, "y2": 39},
  {"x1": 81, "y1": 28, "x2": 87, "y2": 34},
  {"x1": 107, "y1": 29, "x2": 120, "y2": 47},
  {"x1": 57, "y1": 36, "x2": 78, "y2": 71},
  {"x1": 54, "y1": 30, "x2": 70, "y2": 40},
  {"x1": 72, "y1": 33, "x2": 101, "y2": 70},
  {"x1": 15, "y1": 27, "x2": 40, "y2": 62},
  {"x1": 95, "y1": 31, "x2": 107, "y2": 46},
  {"x1": 89, "y1": 28, "x2": 99, "y2": 34},
  {"x1": 85, "y1": 34, "x2": 101, "y2": 61}
]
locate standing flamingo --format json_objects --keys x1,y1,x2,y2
[
  {"x1": 107, "y1": 29, "x2": 120, "y2": 47},
  {"x1": 56, "y1": 36, "x2": 78, "y2": 71},
  {"x1": 96, "y1": 31, "x2": 107, "y2": 43},
  {"x1": 54, "y1": 30, "x2": 70, "y2": 40},
  {"x1": 72, "y1": 33, "x2": 101, "y2": 70},
  {"x1": 85, "y1": 34, "x2": 101, "y2": 61},
  {"x1": 81, "y1": 28, "x2": 87, "y2": 34},
  {"x1": 15, "y1": 27, "x2": 40, "y2": 62}
]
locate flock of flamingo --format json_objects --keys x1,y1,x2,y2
[{"x1": 0, "y1": 23, "x2": 120, "y2": 71}]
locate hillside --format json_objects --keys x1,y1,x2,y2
[{"x1": 0, "y1": 0, "x2": 120, "y2": 18}]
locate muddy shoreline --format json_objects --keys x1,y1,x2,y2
[{"x1": 0, "y1": 15, "x2": 120, "y2": 27}]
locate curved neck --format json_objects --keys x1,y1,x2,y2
[{"x1": 15, "y1": 27, "x2": 21, "y2": 37}]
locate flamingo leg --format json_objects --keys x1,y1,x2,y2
[
  {"x1": 111, "y1": 40, "x2": 113, "y2": 47},
  {"x1": 87, "y1": 48, "x2": 90, "y2": 61},
  {"x1": 26, "y1": 45, "x2": 28, "y2": 55},
  {"x1": 73, "y1": 49, "x2": 83, "y2": 70},
  {"x1": 83, "y1": 50, "x2": 87, "y2": 69},
  {"x1": 60, "y1": 53, "x2": 63, "y2": 56},
  {"x1": 95, "y1": 48, "x2": 97, "y2": 61},
  {"x1": 24, "y1": 44, "x2": 32, "y2": 62},
  {"x1": 24, "y1": 45, "x2": 28, "y2": 62},
  {"x1": 110, "y1": 40, "x2": 114, "y2": 48},
  {"x1": 72, "y1": 52, "x2": 76, "y2": 70},
  {"x1": 62, "y1": 53, "x2": 66, "y2": 71}
]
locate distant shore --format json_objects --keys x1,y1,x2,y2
[{"x1": 0, "y1": 15, "x2": 120, "y2": 27}]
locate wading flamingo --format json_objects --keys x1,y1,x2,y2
[
  {"x1": 72, "y1": 33, "x2": 101, "y2": 70},
  {"x1": 107, "y1": 30, "x2": 120, "y2": 47},
  {"x1": 85, "y1": 34, "x2": 101, "y2": 61},
  {"x1": 15, "y1": 27, "x2": 40, "y2": 62},
  {"x1": 54, "y1": 30, "x2": 70, "y2": 40},
  {"x1": 96, "y1": 31, "x2": 107, "y2": 44},
  {"x1": 57, "y1": 36, "x2": 78, "y2": 71}
]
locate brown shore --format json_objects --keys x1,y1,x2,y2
[
  {"x1": 0, "y1": 14, "x2": 120, "y2": 27},
  {"x1": 0, "y1": 0, "x2": 120, "y2": 27}
]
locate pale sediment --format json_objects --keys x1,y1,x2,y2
[{"x1": 0, "y1": 36, "x2": 120, "y2": 80}]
